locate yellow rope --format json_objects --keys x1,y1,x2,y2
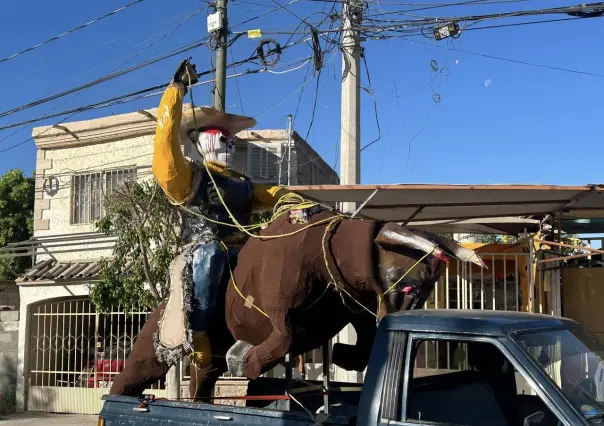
[{"x1": 220, "y1": 241, "x2": 270, "y2": 318}]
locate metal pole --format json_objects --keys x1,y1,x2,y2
[
  {"x1": 529, "y1": 236, "x2": 535, "y2": 313},
  {"x1": 214, "y1": 0, "x2": 228, "y2": 112},
  {"x1": 322, "y1": 343, "x2": 330, "y2": 414},
  {"x1": 285, "y1": 352, "x2": 292, "y2": 411},
  {"x1": 339, "y1": 0, "x2": 362, "y2": 213},
  {"x1": 287, "y1": 114, "x2": 293, "y2": 186}
]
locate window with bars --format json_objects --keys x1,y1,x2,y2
[
  {"x1": 71, "y1": 168, "x2": 136, "y2": 224},
  {"x1": 248, "y1": 143, "x2": 281, "y2": 182}
]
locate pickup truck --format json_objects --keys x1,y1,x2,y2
[{"x1": 98, "y1": 309, "x2": 604, "y2": 425}]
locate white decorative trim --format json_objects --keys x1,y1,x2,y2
[{"x1": 32, "y1": 103, "x2": 194, "y2": 150}]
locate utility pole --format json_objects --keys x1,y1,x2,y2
[
  {"x1": 287, "y1": 114, "x2": 293, "y2": 186},
  {"x1": 213, "y1": 0, "x2": 228, "y2": 112},
  {"x1": 339, "y1": 0, "x2": 362, "y2": 213}
]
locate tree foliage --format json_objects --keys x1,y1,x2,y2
[
  {"x1": 91, "y1": 180, "x2": 183, "y2": 313},
  {"x1": 0, "y1": 169, "x2": 34, "y2": 281}
]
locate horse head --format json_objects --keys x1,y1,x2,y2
[{"x1": 373, "y1": 222, "x2": 486, "y2": 320}]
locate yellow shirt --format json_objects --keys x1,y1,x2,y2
[{"x1": 152, "y1": 83, "x2": 288, "y2": 211}]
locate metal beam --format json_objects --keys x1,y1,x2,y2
[{"x1": 350, "y1": 188, "x2": 379, "y2": 218}]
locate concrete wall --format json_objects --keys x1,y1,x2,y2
[{"x1": 0, "y1": 309, "x2": 19, "y2": 412}]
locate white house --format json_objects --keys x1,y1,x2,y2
[{"x1": 15, "y1": 103, "x2": 338, "y2": 414}]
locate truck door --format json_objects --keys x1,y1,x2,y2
[{"x1": 379, "y1": 332, "x2": 576, "y2": 426}]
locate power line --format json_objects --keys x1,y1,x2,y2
[
  {"x1": 0, "y1": 38, "x2": 209, "y2": 120},
  {"x1": 406, "y1": 38, "x2": 604, "y2": 78},
  {"x1": 0, "y1": 0, "x2": 145, "y2": 65},
  {"x1": 1, "y1": 58, "x2": 311, "y2": 152},
  {"x1": 0, "y1": 36, "x2": 314, "y2": 132},
  {"x1": 463, "y1": 16, "x2": 587, "y2": 31}
]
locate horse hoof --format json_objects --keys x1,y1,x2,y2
[{"x1": 226, "y1": 340, "x2": 253, "y2": 377}]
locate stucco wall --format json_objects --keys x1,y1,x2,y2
[{"x1": 34, "y1": 135, "x2": 156, "y2": 262}]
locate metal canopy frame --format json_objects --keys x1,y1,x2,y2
[{"x1": 286, "y1": 183, "x2": 604, "y2": 224}]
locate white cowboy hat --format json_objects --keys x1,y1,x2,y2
[{"x1": 179, "y1": 104, "x2": 256, "y2": 142}]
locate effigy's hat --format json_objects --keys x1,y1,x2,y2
[{"x1": 180, "y1": 105, "x2": 256, "y2": 141}]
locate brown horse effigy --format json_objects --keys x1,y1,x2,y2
[
  {"x1": 110, "y1": 207, "x2": 485, "y2": 399},
  {"x1": 223, "y1": 209, "x2": 486, "y2": 379}
]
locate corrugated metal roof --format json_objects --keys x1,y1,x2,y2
[
  {"x1": 287, "y1": 183, "x2": 604, "y2": 222},
  {"x1": 19, "y1": 260, "x2": 134, "y2": 282}
]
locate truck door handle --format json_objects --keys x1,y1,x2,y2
[{"x1": 214, "y1": 415, "x2": 233, "y2": 421}]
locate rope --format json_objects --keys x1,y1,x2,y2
[{"x1": 220, "y1": 240, "x2": 270, "y2": 318}]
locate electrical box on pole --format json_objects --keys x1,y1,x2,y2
[{"x1": 207, "y1": 11, "x2": 223, "y2": 33}]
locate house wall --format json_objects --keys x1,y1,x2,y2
[
  {"x1": 32, "y1": 124, "x2": 339, "y2": 263},
  {"x1": 34, "y1": 135, "x2": 155, "y2": 262}
]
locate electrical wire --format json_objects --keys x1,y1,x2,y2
[
  {"x1": 0, "y1": 0, "x2": 145, "y2": 65},
  {"x1": 0, "y1": 36, "x2": 315, "y2": 132},
  {"x1": 2, "y1": 57, "x2": 314, "y2": 153},
  {"x1": 406, "y1": 38, "x2": 604, "y2": 78},
  {"x1": 230, "y1": 47, "x2": 246, "y2": 116},
  {"x1": 0, "y1": 38, "x2": 210, "y2": 120},
  {"x1": 359, "y1": 51, "x2": 381, "y2": 152}
]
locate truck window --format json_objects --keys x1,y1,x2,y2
[{"x1": 403, "y1": 338, "x2": 563, "y2": 426}]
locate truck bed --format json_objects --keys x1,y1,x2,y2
[{"x1": 99, "y1": 378, "x2": 359, "y2": 426}]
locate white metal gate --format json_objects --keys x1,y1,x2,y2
[{"x1": 26, "y1": 298, "x2": 165, "y2": 414}]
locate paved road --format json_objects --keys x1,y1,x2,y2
[{"x1": 0, "y1": 413, "x2": 98, "y2": 425}]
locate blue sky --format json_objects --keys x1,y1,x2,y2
[{"x1": 0, "y1": 0, "x2": 602, "y2": 186}]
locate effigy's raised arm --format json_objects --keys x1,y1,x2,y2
[{"x1": 152, "y1": 82, "x2": 193, "y2": 205}]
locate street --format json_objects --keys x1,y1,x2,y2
[{"x1": 0, "y1": 413, "x2": 98, "y2": 425}]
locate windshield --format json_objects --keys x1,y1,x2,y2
[{"x1": 513, "y1": 327, "x2": 604, "y2": 423}]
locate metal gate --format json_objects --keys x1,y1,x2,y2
[{"x1": 26, "y1": 298, "x2": 165, "y2": 414}]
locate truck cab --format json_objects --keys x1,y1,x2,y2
[
  {"x1": 362, "y1": 309, "x2": 602, "y2": 426},
  {"x1": 99, "y1": 310, "x2": 604, "y2": 425}
]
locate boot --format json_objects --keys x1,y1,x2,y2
[{"x1": 190, "y1": 330, "x2": 211, "y2": 367}]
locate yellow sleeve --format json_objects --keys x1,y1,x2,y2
[
  {"x1": 252, "y1": 184, "x2": 290, "y2": 212},
  {"x1": 152, "y1": 83, "x2": 193, "y2": 204}
]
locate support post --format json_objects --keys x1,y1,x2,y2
[
  {"x1": 285, "y1": 352, "x2": 292, "y2": 411},
  {"x1": 214, "y1": 0, "x2": 228, "y2": 112},
  {"x1": 529, "y1": 236, "x2": 535, "y2": 313},
  {"x1": 166, "y1": 362, "x2": 181, "y2": 400},
  {"x1": 339, "y1": 0, "x2": 362, "y2": 213},
  {"x1": 322, "y1": 343, "x2": 330, "y2": 414},
  {"x1": 287, "y1": 114, "x2": 293, "y2": 186}
]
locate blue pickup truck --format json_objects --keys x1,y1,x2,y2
[{"x1": 98, "y1": 310, "x2": 604, "y2": 425}]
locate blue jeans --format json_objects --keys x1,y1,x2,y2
[{"x1": 189, "y1": 241, "x2": 235, "y2": 332}]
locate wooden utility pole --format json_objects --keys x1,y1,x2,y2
[
  {"x1": 339, "y1": 0, "x2": 362, "y2": 213},
  {"x1": 214, "y1": 0, "x2": 228, "y2": 112}
]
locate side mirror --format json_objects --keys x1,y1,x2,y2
[{"x1": 524, "y1": 411, "x2": 546, "y2": 426}]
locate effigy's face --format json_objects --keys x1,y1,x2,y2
[{"x1": 193, "y1": 128, "x2": 236, "y2": 167}]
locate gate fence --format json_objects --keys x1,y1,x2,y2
[{"x1": 27, "y1": 298, "x2": 165, "y2": 414}]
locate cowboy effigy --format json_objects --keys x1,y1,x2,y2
[
  {"x1": 109, "y1": 59, "x2": 289, "y2": 397},
  {"x1": 110, "y1": 58, "x2": 487, "y2": 400}
]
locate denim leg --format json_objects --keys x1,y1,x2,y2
[{"x1": 189, "y1": 241, "x2": 229, "y2": 332}]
